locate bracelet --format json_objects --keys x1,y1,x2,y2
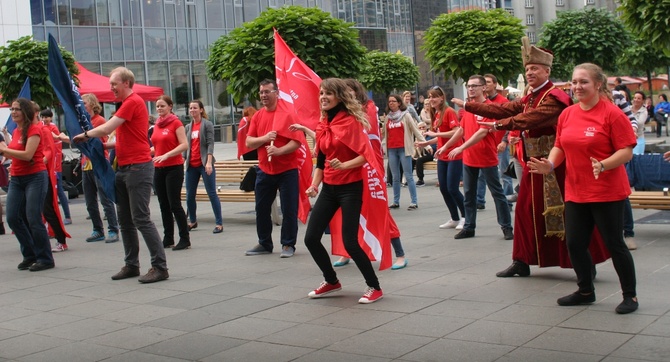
[
  {"x1": 84, "y1": 130, "x2": 89, "y2": 139},
  {"x1": 549, "y1": 160, "x2": 555, "y2": 172},
  {"x1": 599, "y1": 161, "x2": 605, "y2": 172},
  {"x1": 310, "y1": 184, "x2": 319, "y2": 192}
]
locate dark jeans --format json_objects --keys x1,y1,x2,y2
[
  {"x1": 415, "y1": 153, "x2": 434, "y2": 182},
  {"x1": 623, "y1": 198, "x2": 634, "y2": 237},
  {"x1": 55, "y1": 172, "x2": 71, "y2": 219},
  {"x1": 437, "y1": 159, "x2": 464, "y2": 221},
  {"x1": 565, "y1": 201, "x2": 636, "y2": 298},
  {"x1": 477, "y1": 150, "x2": 514, "y2": 205},
  {"x1": 116, "y1": 161, "x2": 166, "y2": 270},
  {"x1": 6, "y1": 171, "x2": 53, "y2": 264},
  {"x1": 255, "y1": 168, "x2": 298, "y2": 250},
  {"x1": 43, "y1": 177, "x2": 67, "y2": 244},
  {"x1": 185, "y1": 165, "x2": 222, "y2": 226},
  {"x1": 83, "y1": 170, "x2": 119, "y2": 234},
  {"x1": 304, "y1": 181, "x2": 380, "y2": 289},
  {"x1": 463, "y1": 165, "x2": 512, "y2": 231},
  {"x1": 154, "y1": 165, "x2": 189, "y2": 243}
]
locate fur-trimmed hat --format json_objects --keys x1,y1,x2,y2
[{"x1": 521, "y1": 36, "x2": 553, "y2": 67}]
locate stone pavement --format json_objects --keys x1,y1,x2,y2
[{"x1": 0, "y1": 142, "x2": 668, "y2": 362}]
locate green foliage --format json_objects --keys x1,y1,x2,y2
[
  {"x1": 0, "y1": 36, "x2": 78, "y2": 108},
  {"x1": 619, "y1": 0, "x2": 670, "y2": 55},
  {"x1": 206, "y1": 6, "x2": 367, "y2": 103},
  {"x1": 360, "y1": 51, "x2": 419, "y2": 96},
  {"x1": 538, "y1": 8, "x2": 631, "y2": 80},
  {"x1": 423, "y1": 9, "x2": 525, "y2": 84},
  {"x1": 619, "y1": 36, "x2": 670, "y2": 74}
]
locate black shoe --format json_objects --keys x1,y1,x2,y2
[
  {"x1": 29, "y1": 262, "x2": 55, "y2": 272},
  {"x1": 172, "y1": 239, "x2": 191, "y2": 251},
  {"x1": 111, "y1": 265, "x2": 141, "y2": 280},
  {"x1": 188, "y1": 222, "x2": 198, "y2": 231},
  {"x1": 454, "y1": 229, "x2": 475, "y2": 239},
  {"x1": 0, "y1": 222, "x2": 5, "y2": 235},
  {"x1": 496, "y1": 261, "x2": 530, "y2": 277},
  {"x1": 592, "y1": 265, "x2": 597, "y2": 280},
  {"x1": 17, "y1": 259, "x2": 36, "y2": 270},
  {"x1": 245, "y1": 244, "x2": 272, "y2": 255},
  {"x1": 557, "y1": 291, "x2": 596, "y2": 306},
  {"x1": 502, "y1": 227, "x2": 514, "y2": 240},
  {"x1": 163, "y1": 239, "x2": 175, "y2": 249},
  {"x1": 615, "y1": 297, "x2": 639, "y2": 314},
  {"x1": 476, "y1": 204, "x2": 485, "y2": 210}
]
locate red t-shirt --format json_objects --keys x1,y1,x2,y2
[
  {"x1": 114, "y1": 92, "x2": 152, "y2": 167},
  {"x1": 9, "y1": 124, "x2": 46, "y2": 176},
  {"x1": 151, "y1": 118, "x2": 185, "y2": 168},
  {"x1": 461, "y1": 100, "x2": 498, "y2": 168},
  {"x1": 555, "y1": 98, "x2": 637, "y2": 203},
  {"x1": 386, "y1": 117, "x2": 405, "y2": 149},
  {"x1": 316, "y1": 111, "x2": 364, "y2": 185},
  {"x1": 46, "y1": 123, "x2": 63, "y2": 172},
  {"x1": 248, "y1": 108, "x2": 299, "y2": 175},
  {"x1": 433, "y1": 108, "x2": 462, "y2": 162},
  {"x1": 189, "y1": 121, "x2": 203, "y2": 167}
]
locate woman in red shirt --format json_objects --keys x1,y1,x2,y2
[
  {"x1": 0, "y1": 98, "x2": 53, "y2": 271},
  {"x1": 151, "y1": 95, "x2": 190, "y2": 250},
  {"x1": 528, "y1": 63, "x2": 638, "y2": 314},
  {"x1": 304, "y1": 78, "x2": 384, "y2": 304}
]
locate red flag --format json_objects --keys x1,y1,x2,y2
[{"x1": 236, "y1": 116, "x2": 252, "y2": 160}]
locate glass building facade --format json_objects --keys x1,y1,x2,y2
[{"x1": 29, "y1": 0, "x2": 415, "y2": 126}]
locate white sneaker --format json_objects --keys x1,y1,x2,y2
[
  {"x1": 455, "y1": 219, "x2": 466, "y2": 230},
  {"x1": 439, "y1": 220, "x2": 459, "y2": 229}
]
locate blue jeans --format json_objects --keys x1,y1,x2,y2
[
  {"x1": 83, "y1": 170, "x2": 119, "y2": 234},
  {"x1": 463, "y1": 165, "x2": 512, "y2": 231},
  {"x1": 6, "y1": 171, "x2": 53, "y2": 264},
  {"x1": 477, "y1": 149, "x2": 514, "y2": 205},
  {"x1": 437, "y1": 159, "x2": 464, "y2": 221},
  {"x1": 185, "y1": 165, "x2": 222, "y2": 226},
  {"x1": 55, "y1": 172, "x2": 71, "y2": 219},
  {"x1": 632, "y1": 137, "x2": 645, "y2": 155},
  {"x1": 116, "y1": 161, "x2": 166, "y2": 270},
  {"x1": 387, "y1": 147, "x2": 417, "y2": 205},
  {"x1": 255, "y1": 168, "x2": 299, "y2": 250}
]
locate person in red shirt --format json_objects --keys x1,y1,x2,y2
[
  {"x1": 73, "y1": 67, "x2": 168, "y2": 284},
  {"x1": 245, "y1": 79, "x2": 301, "y2": 258},
  {"x1": 0, "y1": 98, "x2": 53, "y2": 271},
  {"x1": 151, "y1": 95, "x2": 189, "y2": 250},
  {"x1": 304, "y1": 78, "x2": 384, "y2": 303},
  {"x1": 237, "y1": 106, "x2": 258, "y2": 161},
  {"x1": 444, "y1": 75, "x2": 513, "y2": 241},
  {"x1": 40, "y1": 109, "x2": 72, "y2": 225},
  {"x1": 528, "y1": 63, "x2": 638, "y2": 314}
]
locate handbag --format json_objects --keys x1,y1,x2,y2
[
  {"x1": 239, "y1": 165, "x2": 258, "y2": 192},
  {"x1": 503, "y1": 161, "x2": 516, "y2": 179}
]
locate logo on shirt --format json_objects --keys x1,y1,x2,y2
[
  {"x1": 191, "y1": 130, "x2": 199, "y2": 139},
  {"x1": 162, "y1": 129, "x2": 170, "y2": 136},
  {"x1": 584, "y1": 126, "x2": 596, "y2": 137},
  {"x1": 387, "y1": 121, "x2": 402, "y2": 129}
]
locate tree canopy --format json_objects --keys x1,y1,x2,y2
[
  {"x1": 618, "y1": 35, "x2": 670, "y2": 99},
  {"x1": 422, "y1": 9, "x2": 525, "y2": 84},
  {"x1": 206, "y1": 6, "x2": 367, "y2": 103},
  {"x1": 0, "y1": 36, "x2": 78, "y2": 108},
  {"x1": 619, "y1": 0, "x2": 670, "y2": 54},
  {"x1": 538, "y1": 8, "x2": 631, "y2": 80},
  {"x1": 360, "y1": 51, "x2": 419, "y2": 96}
]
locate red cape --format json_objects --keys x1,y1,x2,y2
[{"x1": 41, "y1": 125, "x2": 71, "y2": 239}]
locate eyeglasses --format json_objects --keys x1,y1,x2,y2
[
  {"x1": 466, "y1": 84, "x2": 484, "y2": 89},
  {"x1": 259, "y1": 90, "x2": 277, "y2": 95},
  {"x1": 9, "y1": 108, "x2": 21, "y2": 112}
]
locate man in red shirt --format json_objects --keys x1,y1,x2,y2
[
  {"x1": 444, "y1": 75, "x2": 513, "y2": 240},
  {"x1": 73, "y1": 67, "x2": 168, "y2": 283},
  {"x1": 245, "y1": 79, "x2": 301, "y2": 258}
]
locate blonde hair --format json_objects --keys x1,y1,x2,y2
[
  {"x1": 82, "y1": 93, "x2": 102, "y2": 115},
  {"x1": 426, "y1": 86, "x2": 453, "y2": 129},
  {"x1": 574, "y1": 63, "x2": 612, "y2": 102},
  {"x1": 320, "y1": 78, "x2": 369, "y2": 130},
  {"x1": 189, "y1": 100, "x2": 209, "y2": 119},
  {"x1": 110, "y1": 67, "x2": 135, "y2": 88}
]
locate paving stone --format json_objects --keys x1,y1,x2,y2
[
  {"x1": 309, "y1": 308, "x2": 405, "y2": 330},
  {"x1": 54, "y1": 299, "x2": 137, "y2": 318},
  {"x1": 85, "y1": 325, "x2": 185, "y2": 350},
  {"x1": 97, "y1": 304, "x2": 185, "y2": 324},
  {"x1": 496, "y1": 347, "x2": 603, "y2": 362},
  {"x1": 200, "y1": 316, "x2": 296, "y2": 340},
  {"x1": 400, "y1": 338, "x2": 514, "y2": 361},
  {"x1": 101, "y1": 351, "x2": 191, "y2": 362},
  {"x1": 559, "y1": 309, "x2": 657, "y2": 334},
  {"x1": 143, "y1": 310, "x2": 239, "y2": 332},
  {"x1": 610, "y1": 335, "x2": 670, "y2": 361},
  {"x1": 292, "y1": 349, "x2": 392, "y2": 362},
  {"x1": 0, "y1": 333, "x2": 69, "y2": 359},
  {"x1": 197, "y1": 296, "x2": 285, "y2": 316},
  {"x1": 138, "y1": 332, "x2": 246, "y2": 360},
  {"x1": 446, "y1": 319, "x2": 550, "y2": 346},
  {"x1": 201, "y1": 340, "x2": 313, "y2": 362},
  {"x1": 640, "y1": 315, "x2": 670, "y2": 337},
  {"x1": 149, "y1": 291, "x2": 231, "y2": 310},
  {"x1": 36, "y1": 318, "x2": 130, "y2": 340},
  {"x1": 251, "y1": 302, "x2": 342, "y2": 323},
  {"x1": 16, "y1": 341, "x2": 126, "y2": 362},
  {"x1": 327, "y1": 330, "x2": 435, "y2": 359},
  {"x1": 524, "y1": 327, "x2": 633, "y2": 355},
  {"x1": 263, "y1": 323, "x2": 362, "y2": 349},
  {"x1": 0, "y1": 312, "x2": 83, "y2": 333},
  {"x1": 373, "y1": 313, "x2": 474, "y2": 338},
  {"x1": 484, "y1": 304, "x2": 583, "y2": 326},
  {"x1": 418, "y1": 299, "x2": 507, "y2": 319}
]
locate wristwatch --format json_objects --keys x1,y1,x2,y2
[
  {"x1": 599, "y1": 162, "x2": 605, "y2": 172},
  {"x1": 84, "y1": 130, "x2": 89, "y2": 139}
]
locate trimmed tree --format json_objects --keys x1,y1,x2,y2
[
  {"x1": 423, "y1": 9, "x2": 525, "y2": 84},
  {"x1": 360, "y1": 50, "x2": 420, "y2": 97},
  {"x1": 618, "y1": 36, "x2": 670, "y2": 101},
  {"x1": 619, "y1": 0, "x2": 670, "y2": 54},
  {"x1": 538, "y1": 8, "x2": 631, "y2": 80},
  {"x1": 0, "y1": 36, "x2": 78, "y2": 107},
  {"x1": 206, "y1": 6, "x2": 367, "y2": 103}
]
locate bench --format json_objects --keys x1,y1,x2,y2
[
  {"x1": 628, "y1": 189, "x2": 670, "y2": 210},
  {"x1": 424, "y1": 160, "x2": 437, "y2": 171}
]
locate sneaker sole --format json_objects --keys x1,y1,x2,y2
[
  {"x1": 246, "y1": 251, "x2": 272, "y2": 256},
  {"x1": 308, "y1": 287, "x2": 342, "y2": 298},
  {"x1": 358, "y1": 295, "x2": 383, "y2": 304},
  {"x1": 279, "y1": 253, "x2": 294, "y2": 258}
]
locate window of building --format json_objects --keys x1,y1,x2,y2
[
  {"x1": 586, "y1": 0, "x2": 595, "y2": 4},
  {"x1": 556, "y1": 0, "x2": 564, "y2": 5},
  {"x1": 525, "y1": 0, "x2": 533, "y2": 8},
  {"x1": 527, "y1": 32, "x2": 536, "y2": 44},
  {"x1": 526, "y1": 14, "x2": 534, "y2": 25}
]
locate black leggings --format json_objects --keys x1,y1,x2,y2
[
  {"x1": 565, "y1": 201, "x2": 636, "y2": 298},
  {"x1": 304, "y1": 181, "x2": 380, "y2": 290},
  {"x1": 43, "y1": 178, "x2": 67, "y2": 244}
]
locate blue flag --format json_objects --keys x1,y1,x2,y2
[
  {"x1": 47, "y1": 34, "x2": 116, "y2": 203},
  {"x1": 5, "y1": 77, "x2": 31, "y2": 134}
]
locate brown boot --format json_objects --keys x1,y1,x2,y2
[
  {"x1": 111, "y1": 265, "x2": 140, "y2": 280},
  {"x1": 138, "y1": 267, "x2": 169, "y2": 283},
  {"x1": 496, "y1": 261, "x2": 530, "y2": 277}
]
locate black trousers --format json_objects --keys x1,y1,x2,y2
[
  {"x1": 43, "y1": 178, "x2": 67, "y2": 244},
  {"x1": 565, "y1": 200, "x2": 636, "y2": 298},
  {"x1": 304, "y1": 181, "x2": 380, "y2": 289},
  {"x1": 415, "y1": 153, "x2": 434, "y2": 182},
  {"x1": 154, "y1": 165, "x2": 189, "y2": 243}
]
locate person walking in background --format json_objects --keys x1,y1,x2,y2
[
  {"x1": 528, "y1": 63, "x2": 638, "y2": 314},
  {"x1": 417, "y1": 86, "x2": 465, "y2": 230},
  {"x1": 80, "y1": 93, "x2": 119, "y2": 244},
  {"x1": 384, "y1": 94, "x2": 429, "y2": 211},
  {"x1": 40, "y1": 109, "x2": 72, "y2": 225},
  {"x1": 184, "y1": 100, "x2": 223, "y2": 234},
  {"x1": 304, "y1": 78, "x2": 385, "y2": 303},
  {"x1": 245, "y1": 79, "x2": 301, "y2": 258},
  {"x1": 0, "y1": 98, "x2": 54, "y2": 271},
  {"x1": 151, "y1": 95, "x2": 190, "y2": 250},
  {"x1": 237, "y1": 106, "x2": 258, "y2": 161},
  {"x1": 73, "y1": 67, "x2": 168, "y2": 284}
]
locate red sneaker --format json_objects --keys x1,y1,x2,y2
[
  {"x1": 358, "y1": 287, "x2": 383, "y2": 304},
  {"x1": 308, "y1": 281, "x2": 342, "y2": 298}
]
